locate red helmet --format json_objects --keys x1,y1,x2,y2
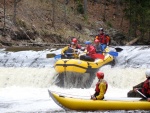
[
  {"x1": 96, "y1": 71, "x2": 104, "y2": 79},
  {"x1": 94, "y1": 39, "x2": 99, "y2": 43},
  {"x1": 72, "y1": 38, "x2": 78, "y2": 44}
]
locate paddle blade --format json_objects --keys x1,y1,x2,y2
[
  {"x1": 46, "y1": 53, "x2": 56, "y2": 58},
  {"x1": 92, "y1": 54, "x2": 104, "y2": 59},
  {"x1": 54, "y1": 54, "x2": 61, "y2": 60},
  {"x1": 115, "y1": 47, "x2": 123, "y2": 52},
  {"x1": 108, "y1": 51, "x2": 118, "y2": 57}
]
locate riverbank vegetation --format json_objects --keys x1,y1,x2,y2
[{"x1": 0, "y1": 0, "x2": 149, "y2": 48}]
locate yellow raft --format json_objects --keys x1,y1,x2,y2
[
  {"x1": 54, "y1": 54, "x2": 114, "y2": 73},
  {"x1": 48, "y1": 90, "x2": 150, "y2": 111}
]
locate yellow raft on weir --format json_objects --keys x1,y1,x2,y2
[
  {"x1": 48, "y1": 90, "x2": 150, "y2": 111},
  {"x1": 54, "y1": 54, "x2": 114, "y2": 74}
]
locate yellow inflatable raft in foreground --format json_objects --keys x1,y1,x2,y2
[
  {"x1": 48, "y1": 90, "x2": 150, "y2": 111},
  {"x1": 54, "y1": 54, "x2": 114, "y2": 73}
]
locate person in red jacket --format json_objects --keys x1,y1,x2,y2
[
  {"x1": 127, "y1": 69, "x2": 150, "y2": 102},
  {"x1": 91, "y1": 71, "x2": 108, "y2": 100},
  {"x1": 95, "y1": 28, "x2": 109, "y2": 52},
  {"x1": 80, "y1": 41, "x2": 96, "y2": 62}
]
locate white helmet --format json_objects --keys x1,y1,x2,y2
[
  {"x1": 145, "y1": 69, "x2": 150, "y2": 78},
  {"x1": 81, "y1": 47, "x2": 85, "y2": 51},
  {"x1": 98, "y1": 28, "x2": 103, "y2": 31}
]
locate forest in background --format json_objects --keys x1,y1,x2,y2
[
  {"x1": 0, "y1": 0, "x2": 150, "y2": 48},
  {"x1": 124, "y1": 0, "x2": 150, "y2": 43}
]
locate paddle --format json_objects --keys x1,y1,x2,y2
[
  {"x1": 136, "y1": 90, "x2": 147, "y2": 99},
  {"x1": 46, "y1": 48, "x2": 78, "y2": 58},
  {"x1": 97, "y1": 51, "x2": 118, "y2": 57},
  {"x1": 46, "y1": 53, "x2": 57, "y2": 58},
  {"x1": 46, "y1": 53, "x2": 74, "y2": 59},
  {"x1": 47, "y1": 51, "x2": 115, "y2": 59},
  {"x1": 107, "y1": 51, "x2": 118, "y2": 56},
  {"x1": 54, "y1": 54, "x2": 62, "y2": 60},
  {"x1": 47, "y1": 51, "x2": 117, "y2": 59},
  {"x1": 108, "y1": 46, "x2": 123, "y2": 52},
  {"x1": 111, "y1": 47, "x2": 123, "y2": 52},
  {"x1": 46, "y1": 53, "x2": 105, "y2": 60},
  {"x1": 115, "y1": 47, "x2": 123, "y2": 52}
]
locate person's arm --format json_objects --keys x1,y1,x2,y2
[
  {"x1": 133, "y1": 82, "x2": 144, "y2": 91},
  {"x1": 106, "y1": 35, "x2": 110, "y2": 46},
  {"x1": 61, "y1": 46, "x2": 69, "y2": 55},
  {"x1": 91, "y1": 91, "x2": 97, "y2": 99},
  {"x1": 95, "y1": 35, "x2": 99, "y2": 41}
]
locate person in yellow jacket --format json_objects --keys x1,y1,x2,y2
[
  {"x1": 61, "y1": 42, "x2": 79, "y2": 59},
  {"x1": 91, "y1": 71, "x2": 108, "y2": 100}
]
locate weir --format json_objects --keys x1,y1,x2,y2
[{"x1": 0, "y1": 67, "x2": 146, "y2": 90}]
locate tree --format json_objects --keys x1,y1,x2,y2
[
  {"x1": 64, "y1": 0, "x2": 68, "y2": 24},
  {"x1": 124, "y1": 0, "x2": 150, "y2": 41},
  {"x1": 3, "y1": 0, "x2": 6, "y2": 36},
  {"x1": 52, "y1": 0, "x2": 56, "y2": 27},
  {"x1": 13, "y1": 0, "x2": 21, "y2": 25},
  {"x1": 83, "y1": 0, "x2": 87, "y2": 19},
  {"x1": 102, "y1": 0, "x2": 107, "y2": 21}
]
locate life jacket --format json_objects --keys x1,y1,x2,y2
[
  {"x1": 95, "y1": 80, "x2": 108, "y2": 94},
  {"x1": 141, "y1": 78, "x2": 150, "y2": 97},
  {"x1": 95, "y1": 33, "x2": 110, "y2": 45},
  {"x1": 86, "y1": 45, "x2": 96, "y2": 58},
  {"x1": 76, "y1": 44, "x2": 81, "y2": 49},
  {"x1": 66, "y1": 44, "x2": 79, "y2": 52}
]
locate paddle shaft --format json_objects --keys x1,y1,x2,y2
[
  {"x1": 96, "y1": 51, "x2": 118, "y2": 57},
  {"x1": 136, "y1": 90, "x2": 147, "y2": 99},
  {"x1": 46, "y1": 52, "x2": 75, "y2": 58}
]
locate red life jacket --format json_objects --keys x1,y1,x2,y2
[
  {"x1": 69, "y1": 44, "x2": 81, "y2": 49},
  {"x1": 96, "y1": 33, "x2": 108, "y2": 44},
  {"x1": 141, "y1": 78, "x2": 150, "y2": 97},
  {"x1": 86, "y1": 45, "x2": 96, "y2": 58},
  {"x1": 95, "y1": 80, "x2": 108, "y2": 94},
  {"x1": 76, "y1": 44, "x2": 81, "y2": 49}
]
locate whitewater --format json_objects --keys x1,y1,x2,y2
[{"x1": 0, "y1": 46, "x2": 150, "y2": 113}]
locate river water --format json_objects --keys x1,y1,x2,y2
[{"x1": 0, "y1": 46, "x2": 150, "y2": 113}]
